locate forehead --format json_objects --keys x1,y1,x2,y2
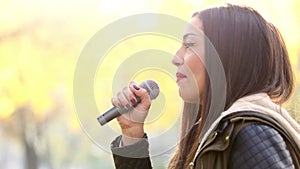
[{"x1": 183, "y1": 17, "x2": 204, "y2": 38}]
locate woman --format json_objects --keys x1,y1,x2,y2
[{"x1": 110, "y1": 4, "x2": 300, "y2": 169}]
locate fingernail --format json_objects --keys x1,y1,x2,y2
[{"x1": 133, "y1": 85, "x2": 140, "y2": 90}]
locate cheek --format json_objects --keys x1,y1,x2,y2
[{"x1": 187, "y1": 54, "x2": 206, "y2": 93}]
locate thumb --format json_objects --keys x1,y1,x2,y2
[{"x1": 129, "y1": 82, "x2": 151, "y2": 111}]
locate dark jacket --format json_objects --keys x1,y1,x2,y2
[{"x1": 111, "y1": 111, "x2": 300, "y2": 169}]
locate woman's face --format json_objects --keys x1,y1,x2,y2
[{"x1": 172, "y1": 17, "x2": 206, "y2": 103}]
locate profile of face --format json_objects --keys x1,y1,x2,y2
[{"x1": 172, "y1": 17, "x2": 206, "y2": 103}]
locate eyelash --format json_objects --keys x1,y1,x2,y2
[{"x1": 184, "y1": 42, "x2": 195, "y2": 48}]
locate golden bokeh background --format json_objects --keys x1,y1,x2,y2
[{"x1": 0, "y1": 0, "x2": 299, "y2": 168}]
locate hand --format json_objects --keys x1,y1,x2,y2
[{"x1": 111, "y1": 81, "x2": 151, "y2": 145}]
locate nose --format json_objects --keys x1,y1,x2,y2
[{"x1": 172, "y1": 47, "x2": 184, "y2": 66}]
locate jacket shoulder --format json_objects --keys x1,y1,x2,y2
[
  {"x1": 229, "y1": 124, "x2": 295, "y2": 169},
  {"x1": 194, "y1": 111, "x2": 300, "y2": 169}
]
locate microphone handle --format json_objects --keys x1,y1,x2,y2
[{"x1": 97, "y1": 97, "x2": 141, "y2": 126}]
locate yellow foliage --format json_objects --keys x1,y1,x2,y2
[{"x1": 0, "y1": 0, "x2": 299, "y2": 126}]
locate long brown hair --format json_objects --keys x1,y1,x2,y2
[{"x1": 168, "y1": 4, "x2": 294, "y2": 168}]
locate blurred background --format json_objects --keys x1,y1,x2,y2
[{"x1": 0, "y1": 0, "x2": 299, "y2": 168}]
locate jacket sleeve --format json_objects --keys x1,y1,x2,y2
[
  {"x1": 228, "y1": 124, "x2": 295, "y2": 169},
  {"x1": 111, "y1": 134, "x2": 152, "y2": 169}
]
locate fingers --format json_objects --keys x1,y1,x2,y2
[
  {"x1": 112, "y1": 81, "x2": 152, "y2": 128},
  {"x1": 129, "y1": 82, "x2": 151, "y2": 111},
  {"x1": 111, "y1": 82, "x2": 139, "y2": 110}
]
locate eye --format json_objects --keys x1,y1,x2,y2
[{"x1": 184, "y1": 42, "x2": 195, "y2": 48}]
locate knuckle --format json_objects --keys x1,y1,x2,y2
[
  {"x1": 122, "y1": 86, "x2": 128, "y2": 93},
  {"x1": 111, "y1": 97, "x2": 116, "y2": 105},
  {"x1": 112, "y1": 96, "x2": 120, "y2": 107}
]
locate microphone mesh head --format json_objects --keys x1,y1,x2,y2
[{"x1": 140, "y1": 80, "x2": 160, "y2": 100}]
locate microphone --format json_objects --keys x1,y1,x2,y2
[{"x1": 97, "y1": 80, "x2": 160, "y2": 126}]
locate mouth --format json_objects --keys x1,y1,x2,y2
[{"x1": 176, "y1": 72, "x2": 187, "y2": 82}]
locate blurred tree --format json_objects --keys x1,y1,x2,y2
[
  {"x1": 0, "y1": 8, "x2": 76, "y2": 169},
  {"x1": 0, "y1": 0, "x2": 299, "y2": 169},
  {"x1": 0, "y1": 72, "x2": 58, "y2": 169}
]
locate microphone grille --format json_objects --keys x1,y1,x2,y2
[{"x1": 140, "y1": 80, "x2": 160, "y2": 100}]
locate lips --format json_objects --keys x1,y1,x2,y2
[{"x1": 176, "y1": 72, "x2": 187, "y2": 82}]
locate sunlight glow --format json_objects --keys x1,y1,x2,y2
[{"x1": 99, "y1": 0, "x2": 148, "y2": 14}]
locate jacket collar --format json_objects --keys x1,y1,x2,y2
[{"x1": 196, "y1": 93, "x2": 300, "y2": 160}]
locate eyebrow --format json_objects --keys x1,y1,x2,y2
[{"x1": 183, "y1": 33, "x2": 198, "y2": 40}]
